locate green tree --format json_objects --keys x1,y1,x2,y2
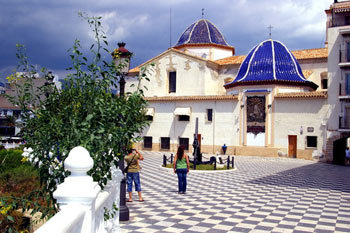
[{"x1": 3, "y1": 12, "x2": 152, "y2": 221}]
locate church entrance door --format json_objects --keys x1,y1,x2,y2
[{"x1": 288, "y1": 135, "x2": 297, "y2": 158}]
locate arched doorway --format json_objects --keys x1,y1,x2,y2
[{"x1": 333, "y1": 137, "x2": 347, "y2": 165}]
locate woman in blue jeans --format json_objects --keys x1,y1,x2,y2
[
  {"x1": 173, "y1": 146, "x2": 190, "y2": 194},
  {"x1": 125, "y1": 149, "x2": 144, "y2": 202}
]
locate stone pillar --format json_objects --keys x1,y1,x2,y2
[{"x1": 53, "y1": 146, "x2": 101, "y2": 233}]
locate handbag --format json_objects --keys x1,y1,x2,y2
[{"x1": 124, "y1": 153, "x2": 137, "y2": 174}]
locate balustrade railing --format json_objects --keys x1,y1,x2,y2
[{"x1": 35, "y1": 146, "x2": 124, "y2": 233}]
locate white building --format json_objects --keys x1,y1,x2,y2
[
  {"x1": 127, "y1": 15, "x2": 333, "y2": 161},
  {"x1": 325, "y1": 0, "x2": 350, "y2": 164}
]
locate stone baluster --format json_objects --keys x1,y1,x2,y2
[{"x1": 53, "y1": 146, "x2": 101, "y2": 233}]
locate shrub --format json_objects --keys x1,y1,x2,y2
[{"x1": 0, "y1": 149, "x2": 24, "y2": 172}]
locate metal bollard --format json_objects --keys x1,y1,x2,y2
[
  {"x1": 171, "y1": 153, "x2": 173, "y2": 164},
  {"x1": 214, "y1": 158, "x2": 217, "y2": 170},
  {"x1": 227, "y1": 156, "x2": 230, "y2": 169},
  {"x1": 163, "y1": 154, "x2": 167, "y2": 167},
  {"x1": 232, "y1": 156, "x2": 234, "y2": 169}
]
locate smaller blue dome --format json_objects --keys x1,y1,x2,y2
[
  {"x1": 225, "y1": 39, "x2": 318, "y2": 90},
  {"x1": 175, "y1": 19, "x2": 229, "y2": 47},
  {"x1": 0, "y1": 82, "x2": 5, "y2": 87}
]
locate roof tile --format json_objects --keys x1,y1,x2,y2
[
  {"x1": 275, "y1": 91, "x2": 328, "y2": 98},
  {"x1": 215, "y1": 48, "x2": 327, "y2": 66}
]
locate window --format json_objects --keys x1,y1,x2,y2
[
  {"x1": 179, "y1": 137, "x2": 189, "y2": 150},
  {"x1": 146, "y1": 115, "x2": 153, "y2": 121},
  {"x1": 207, "y1": 109, "x2": 213, "y2": 122},
  {"x1": 161, "y1": 137, "x2": 170, "y2": 150},
  {"x1": 179, "y1": 115, "x2": 190, "y2": 121},
  {"x1": 321, "y1": 79, "x2": 328, "y2": 89},
  {"x1": 143, "y1": 136, "x2": 152, "y2": 149},
  {"x1": 345, "y1": 16, "x2": 350, "y2": 25},
  {"x1": 169, "y1": 71, "x2": 176, "y2": 93},
  {"x1": 306, "y1": 136, "x2": 317, "y2": 148}
]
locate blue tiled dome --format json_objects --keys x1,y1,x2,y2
[
  {"x1": 0, "y1": 82, "x2": 5, "y2": 88},
  {"x1": 175, "y1": 19, "x2": 229, "y2": 47},
  {"x1": 225, "y1": 39, "x2": 318, "y2": 90}
]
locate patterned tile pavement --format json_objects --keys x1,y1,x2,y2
[{"x1": 120, "y1": 151, "x2": 350, "y2": 233}]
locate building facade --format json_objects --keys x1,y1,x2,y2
[
  {"x1": 325, "y1": 0, "x2": 350, "y2": 164},
  {"x1": 126, "y1": 2, "x2": 350, "y2": 163}
]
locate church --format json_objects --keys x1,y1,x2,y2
[{"x1": 127, "y1": 1, "x2": 350, "y2": 163}]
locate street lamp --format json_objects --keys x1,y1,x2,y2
[
  {"x1": 113, "y1": 42, "x2": 132, "y2": 97},
  {"x1": 113, "y1": 42, "x2": 132, "y2": 221}
]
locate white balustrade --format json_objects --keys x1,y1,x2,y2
[{"x1": 36, "y1": 146, "x2": 124, "y2": 233}]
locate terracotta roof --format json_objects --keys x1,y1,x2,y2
[
  {"x1": 292, "y1": 48, "x2": 328, "y2": 60},
  {"x1": 275, "y1": 91, "x2": 328, "y2": 99},
  {"x1": 0, "y1": 96, "x2": 20, "y2": 109},
  {"x1": 302, "y1": 70, "x2": 313, "y2": 79},
  {"x1": 215, "y1": 48, "x2": 327, "y2": 66},
  {"x1": 144, "y1": 95, "x2": 238, "y2": 101},
  {"x1": 129, "y1": 67, "x2": 140, "y2": 73},
  {"x1": 215, "y1": 55, "x2": 245, "y2": 65},
  {"x1": 331, "y1": 1, "x2": 350, "y2": 12}
]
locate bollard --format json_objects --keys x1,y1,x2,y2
[
  {"x1": 171, "y1": 154, "x2": 173, "y2": 164},
  {"x1": 227, "y1": 156, "x2": 230, "y2": 169},
  {"x1": 214, "y1": 158, "x2": 217, "y2": 170},
  {"x1": 163, "y1": 154, "x2": 167, "y2": 167},
  {"x1": 232, "y1": 156, "x2": 234, "y2": 169}
]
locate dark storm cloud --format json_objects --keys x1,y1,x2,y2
[{"x1": 0, "y1": 0, "x2": 330, "y2": 80}]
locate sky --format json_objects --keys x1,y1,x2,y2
[{"x1": 0, "y1": 0, "x2": 332, "y2": 82}]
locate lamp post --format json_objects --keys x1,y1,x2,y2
[
  {"x1": 113, "y1": 42, "x2": 132, "y2": 221},
  {"x1": 113, "y1": 42, "x2": 132, "y2": 97}
]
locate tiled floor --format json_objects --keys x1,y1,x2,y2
[{"x1": 120, "y1": 151, "x2": 350, "y2": 233}]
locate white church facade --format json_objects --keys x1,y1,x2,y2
[{"x1": 127, "y1": 1, "x2": 350, "y2": 163}]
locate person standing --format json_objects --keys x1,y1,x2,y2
[
  {"x1": 345, "y1": 147, "x2": 350, "y2": 166},
  {"x1": 173, "y1": 146, "x2": 190, "y2": 194},
  {"x1": 222, "y1": 144, "x2": 227, "y2": 155},
  {"x1": 125, "y1": 148, "x2": 144, "y2": 202}
]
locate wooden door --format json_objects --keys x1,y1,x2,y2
[
  {"x1": 197, "y1": 134, "x2": 202, "y2": 151},
  {"x1": 288, "y1": 135, "x2": 297, "y2": 158}
]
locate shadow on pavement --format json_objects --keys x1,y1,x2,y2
[{"x1": 248, "y1": 162, "x2": 350, "y2": 193}]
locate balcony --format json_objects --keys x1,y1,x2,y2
[
  {"x1": 339, "y1": 49, "x2": 350, "y2": 67},
  {"x1": 339, "y1": 116, "x2": 350, "y2": 131},
  {"x1": 339, "y1": 28, "x2": 350, "y2": 34}
]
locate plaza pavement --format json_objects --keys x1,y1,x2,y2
[{"x1": 120, "y1": 151, "x2": 350, "y2": 233}]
